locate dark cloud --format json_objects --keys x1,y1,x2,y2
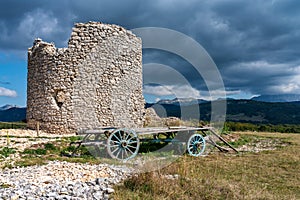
[{"x1": 0, "y1": 0, "x2": 300, "y2": 98}]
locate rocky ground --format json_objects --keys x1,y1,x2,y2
[
  {"x1": 0, "y1": 129, "x2": 134, "y2": 199},
  {"x1": 221, "y1": 132, "x2": 290, "y2": 153},
  {"x1": 0, "y1": 161, "x2": 133, "y2": 200},
  {"x1": 0, "y1": 129, "x2": 74, "y2": 139},
  {"x1": 0, "y1": 129, "x2": 72, "y2": 151}
]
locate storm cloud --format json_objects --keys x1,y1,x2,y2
[{"x1": 1, "y1": 0, "x2": 300, "y2": 100}]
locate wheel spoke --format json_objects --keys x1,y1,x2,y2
[
  {"x1": 190, "y1": 137, "x2": 196, "y2": 143},
  {"x1": 124, "y1": 148, "x2": 129, "y2": 158},
  {"x1": 115, "y1": 148, "x2": 122, "y2": 158},
  {"x1": 117, "y1": 131, "x2": 122, "y2": 141},
  {"x1": 122, "y1": 132, "x2": 126, "y2": 140},
  {"x1": 125, "y1": 146, "x2": 134, "y2": 155},
  {"x1": 113, "y1": 134, "x2": 121, "y2": 142},
  {"x1": 125, "y1": 132, "x2": 132, "y2": 140},
  {"x1": 121, "y1": 149, "x2": 124, "y2": 160},
  {"x1": 127, "y1": 144, "x2": 137, "y2": 149},
  {"x1": 124, "y1": 148, "x2": 130, "y2": 158},
  {"x1": 111, "y1": 146, "x2": 120, "y2": 155},
  {"x1": 110, "y1": 140, "x2": 119, "y2": 144},
  {"x1": 126, "y1": 135, "x2": 134, "y2": 142},
  {"x1": 128, "y1": 139, "x2": 138, "y2": 144}
]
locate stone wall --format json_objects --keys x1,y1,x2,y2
[{"x1": 27, "y1": 22, "x2": 145, "y2": 134}]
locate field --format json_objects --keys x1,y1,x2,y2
[
  {"x1": 113, "y1": 131, "x2": 300, "y2": 200},
  {"x1": 0, "y1": 130, "x2": 299, "y2": 199}
]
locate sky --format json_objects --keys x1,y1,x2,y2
[{"x1": 0, "y1": 0, "x2": 300, "y2": 106}]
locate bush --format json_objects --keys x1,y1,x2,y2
[
  {"x1": 23, "y1": 148, "x2": 46, "y2": 155},
  {"x1": 225, "y1": 122, "x2": 300, "y2": 133},
  {"x1": 0, "y1": 122, "x2": 27, "y2": 129}
]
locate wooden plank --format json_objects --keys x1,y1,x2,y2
[
  {"x1": 209, "y1": 128, "x2": 239, "y2": 153},
  {"x1": 77, "y1": 126, "x2": 212, "y2": 136},
  {"x1": 81, "y1": 141, "x2": 106, "y2": 146},
  {"x1": 206, "y1": 136, "x2": 229, "y2": 152},
  {"x1": 77, "y1": 128, "x2": 116, "y2": 135},
  {"x1": 136, "y1": 127, "x2": 211, "y2": 135}
]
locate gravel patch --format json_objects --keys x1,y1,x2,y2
[
  {"x1": 0, "y1": 129, "x2": 75, "y2": 138},
  {"x1": 0, "y1": 161, "x2": 133, "y2": 199},
  {"x1": 237, "y1": 138, "x2": 288, "y2": 153}
]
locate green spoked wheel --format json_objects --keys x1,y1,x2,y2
[
  {"x1": 107, "y1": 129, "x2": 140, "y2": 161},
  {"x1": 187, "y1": 133, "x2": 206, "y2": 157}
]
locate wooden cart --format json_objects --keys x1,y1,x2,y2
[{"x1": 70, "y1": 126, "x2": 238, "y2": 161}]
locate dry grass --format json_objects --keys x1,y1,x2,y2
[{"x1": 113, "y1": 132, "x2": 300, "y2": 200}]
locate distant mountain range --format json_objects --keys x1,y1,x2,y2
[
  {"x1": 0, "y1": 105, "x2": 26, "y2": 122},
  {"x1": 157, "y1": 98, "x2": 208, "y2": 106},
  {"x1": 148, "y1": 97, "x2": 300, "y2": 125},
  {"x1": 0, "y1": 104, "x2": 19, "y2": 111},
  {"x1": 156, "y1": 94, "x2": 300, "y2": 105},
  {"x1": 251, "y1": 94, "x2": 300, "y2": 102},
  {"x1": 1, "y1": 94, "x2": 300, "y2": 124}
]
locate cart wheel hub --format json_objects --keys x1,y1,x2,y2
[
  {"x1": 120, "y1": 140, "x2": 128, "y2": 148},
  {"x1": 193, "y1": 142, "x2": 200, "y2": 147}
]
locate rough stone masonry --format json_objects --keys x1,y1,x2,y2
[{"x1": 27, "y1": 22, "x2": 145, "y2": 134}]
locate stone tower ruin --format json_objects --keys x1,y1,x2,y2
[{"x1": 27, "y1": 22, "x2": 145, "y2": 134}]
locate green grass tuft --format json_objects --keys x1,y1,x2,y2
[{"x1": 0, "y1": 147, "x2": 16, "y2": 158}]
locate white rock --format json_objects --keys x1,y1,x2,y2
[{"x1": 106, "y1": 187, "x2": 115, "y2": 194}]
